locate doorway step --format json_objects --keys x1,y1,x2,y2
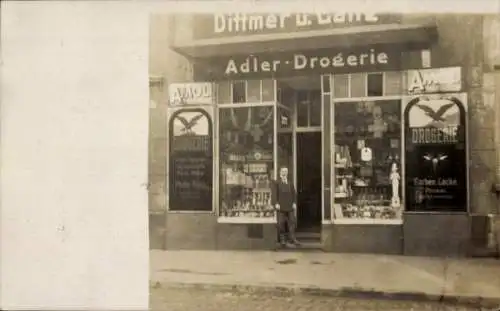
[{"x1": 294, "y1": 232, "x2": 323, "y2": 251}]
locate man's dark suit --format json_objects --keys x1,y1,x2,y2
[{"x1": 271, "y1": 178, "x2": 297, "y2": 244}]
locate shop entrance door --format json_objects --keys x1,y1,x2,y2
[{"x1": 296, "y1": 131, "x2": 322, "y2": 233}]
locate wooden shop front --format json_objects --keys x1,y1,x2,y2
[{"x1": 163, "y1": 13, "x2": 470, "y2": 255}]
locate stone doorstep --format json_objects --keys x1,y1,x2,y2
[{"x1": 149, "y1": 280, "x2": 500, "y2": 310}]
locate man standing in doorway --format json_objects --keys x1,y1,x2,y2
[{"x1": 272, "y1": 165, "x2": 300, "y2": 248}]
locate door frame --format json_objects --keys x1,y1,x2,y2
[
  {"x1": 280, "y1": 75, "x2": 324, "y2": 227},
  {"x1": 294, "y1": 128, "x2": 323, "y2": 229}
]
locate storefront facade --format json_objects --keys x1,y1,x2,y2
[{"x1": 149, "y1": 13, "x2": 500, "y2": 256}]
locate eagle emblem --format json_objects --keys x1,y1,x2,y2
[
  {"x1": 423, "y1": 153, "x2": 448, "y2": 174},
  {"x1": 416, "y1": 102, "x2": 455, "y2": 123},
  {"x1": 174, "y1": 113, "x2": 205, "y2": 135}
]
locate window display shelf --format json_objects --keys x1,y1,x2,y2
[
  {"x1": 335, "y1": 174, "x2": 354, "y2": 179},
  {"x1": 220, "y1": 157, "x2": 275, "y2": 219},
  {"x1": 219, "y1": 210, "x2": 276, "y2": 218},
  {"x1": 333, "y1": 202, "x2": 398, "y2": 220},
  {"x1": 332, "y1": 99, "x2": 403, "y2": 223}
]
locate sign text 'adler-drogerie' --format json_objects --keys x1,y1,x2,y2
[{"x1": 197, "y1": 46, "x2": 401, "y2": 80}]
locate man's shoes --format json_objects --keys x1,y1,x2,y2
[
  {"x1": 289, "y1": 239, "x2": 301, "y2": 246},
  {"x1": 285, "y1": 242, "x2": 297, "y2": 248}
]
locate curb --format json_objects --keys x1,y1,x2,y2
[{"x1": 150, "y1": 281, "x2": 500, "y2": 309}]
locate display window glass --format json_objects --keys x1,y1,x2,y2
[
  {"x1": 278, "y1": 107, "x2": 292, "y2": 131},
  {"x1": 332, "y1": 99, "x2": 403, "y2": 223},
  {"x1": 367, "y1": 73, "x2": 384, "y2": 97},
  {"x1": 310, "y1": 91, "x2": 322, "y2": 126},
  {"x1": 232, "y1": 81, "x2": 246, "y2": 103},
  {"x1": 216, "y1": 79, "x2": 275, "y2": 105},
  {"x1": 217, "y1": 81, "x2": 232, "y2": 104},
  {"x1": 261, "y1": 79, "x2": 276, "y2": 102},
  {"x1": 218, "y1": 106, "x2": 275, "y2": 221},
  {"x1": 278, "y1": 132, "x2": 293, "y2": 183},
  {"x1": 295, "y1": 89, "x2": 322, "y2": 128},
  {"x1": 247, "y1": 79, "x2": 261, "y2": 102},
  {"x1": 332, "y1": 71, "x2": 402, "y2": 100}
]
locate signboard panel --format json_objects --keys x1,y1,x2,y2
[
  {"x1": 403, "y1": 93, "x2": 468, "y2": 213},
  {"x1": 168, "y1": 83, "x2": 214, "y2": 106},
  {"x1": 168, "y1": 108, "x2": 214, "y2": 211},
  {"x1": 193, "y1": 13, "x2": 401, "y2": 39},
  {"x1": 405, "y1": 67, "x2": 462, "y2": 95},
  {"x1": 196, "y1": 45, "x2": 402, "y2": 80}
]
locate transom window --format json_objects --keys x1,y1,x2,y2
[
  {"x1": 216, "y1": 79, "x2": 276, "y2": 105},
  {"x1": 333, "y1": 71, "x2": 402, "y2": 98}
]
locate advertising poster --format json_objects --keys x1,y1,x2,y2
[
  {"x1": 168, "y1": 108, "x2": 214, "y2": 211},
  {"x1": 403, "y1": 93, "x2": 468, "y2": 212}
]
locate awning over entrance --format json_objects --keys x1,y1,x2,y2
[{"x1": 172, "y1": 23, "x2": 437, "y2": 59}]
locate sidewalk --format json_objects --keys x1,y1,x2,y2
[{"x1": 150, "y1": 250, "x2": 500, "y2": 308}]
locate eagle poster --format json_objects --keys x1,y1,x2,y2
[
  {"x1": 403, "y1": 93, "x2": 468, "y2": 213},
  {"x1": 168, "y1": 108, "x2": 213, "y2": 212}
]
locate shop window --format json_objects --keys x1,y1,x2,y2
[
  {"x1": 278, "y1": 106, "x2": 292, "y2": 130},
  {"x1": 277, "y1": 131, "x2": 293, "y2": 184},
  {"x1": 332, "y1": 100, "x2": 403, "y2": 223},
  {"x1": 261, "y1": 79, "x2": 275, "y2": 102},
  {"x1": 333, "y1": 72, "x2": 403, "y2": 99},
  {"x1": 232, "y1": 81, "x2": 246, "y2": 103},
  {"x1": 321, "y1": 75, "x2": 331, "y2": 93},
  {"x1": 218, "y1": 79, "x2": 276, "y2": 105},
  {"x1": 297, "y1": 103, "x2": 308, "y2": 127},
  {"x1": 296, "y1": 89, "x2": 321, "y2": 128},
  {"x1": 309, "y1": 90, "x2": 321, "y2": 126},
  {"x1": 367, "y1": 73, "x2": 384, "y2": 97},
  {"x1": 350, "y1": 73, "x2": 367, "y2": 98},
  {"x1": 217, "y1": 81, "x2": 231, "y2": 104},
  {"x1": 277, "y1": 84, "x2": 294, "y2": 109},
  {"x1": 296, "y1": 90, "x2": 309, "y2": 127},
  {"x1": 247, "y1": 79, "x2": 261, "y2": 102},
  {"x1": 384, "y1": 71, "x2": 403, "y2": 95},
  {"x1": 218, "y1": 106, "x2": 275, "y2": 220},
  {"x1": 333, "y1": 74, "x2": 349, "y2": 98}
]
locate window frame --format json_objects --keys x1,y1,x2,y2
[
  {"x1": 330, "y1": 71, "x2": 405, "y2": 225},
  {"x1": 215, "y1": 79, "x2": 279, "y2": 224}
]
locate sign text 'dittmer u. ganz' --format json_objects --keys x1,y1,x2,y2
[{"x1": 213, "y1": 13, "x2": 381, "y2": 34}]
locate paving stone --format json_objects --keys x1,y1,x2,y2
[{"x1": 150, "y1": 287, "x2": 484, "y2": 311}]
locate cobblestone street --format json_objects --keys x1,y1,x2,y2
[{"x1": 150, "y1": 287, "x2": 484, "y2": 311}]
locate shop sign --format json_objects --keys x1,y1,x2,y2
[
  {"x1": 406, "y1": 67, "x2": 462, "y2": 95},
  {"x1": 201, "y1": 46, "x2": 401, "y2": 80},
  {"x1": 168, "y1": 83, "x2": 214, "y2": 106},
  {"x1": 403, "y1": 93, "x2": 468, "y2": 213},
  {"x1": 193, "y1": 13, "x2": 401, "y2": 39},
  {"x1": 169, "y1": 108, "x2": 213, "y2": 211}
]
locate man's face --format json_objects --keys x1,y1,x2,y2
[{"x1": 279, "y1": 167, "x2": 288, "y2": 179}]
